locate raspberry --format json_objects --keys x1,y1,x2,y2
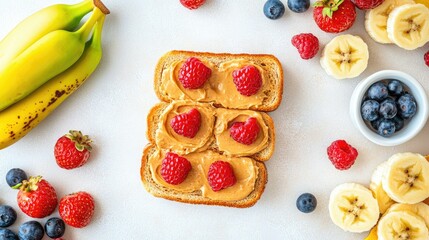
[
  {"x1": 425, "y1": 50, "x2": 429, "y2": 67},
  {"x1": 178, "y1": 57, "x2": 211, "y2": 89},
  {"x1": 232, "y1": 65, "x2": 262, "y2": 96},
  {"x1": 208, "y1": 161, "x2": 236, "y2": 191},
  {"x1": 291, "y1": 33, "x2": 319, "y2": 60},
  {"x1": 351, "y1": 0, "x2": 384, "y2": 10},
  {"x1": 170, "y1": 108, "x2": 201, "y2": 138},
  {"x1": 229, "y1": 117, "x2": 260, "y2": 145},
  {"x1": 161, "y1": 152, "x2": 192, "y2": 185},
  {"x1": 327, "y1": 140, "x2": 358, "y2": 170},
  {"x1": 180, "y1": 0, "x2": 205, "y2": 10}
]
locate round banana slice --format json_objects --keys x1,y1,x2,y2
[
  {"x1": 365, "y1": 0, "x2": 415, "y2": 44},
  {"x1": 387, "y1": 203, "x2": 429, "y2": 228},
  {"x1": 387, "y1": 3, "x2": 429, "y2": 50},
  {"x1": 378, "y1": 211, "x2": 429, "y2": 240},
  {"x1": 382, "y1": 153, "x2": 429, "y2": 204},
  {"x1": 320, "y1": 35, "x2": 369, "y2": 80},
  {"x1": 329, "y1": 183, "x2": 379, "y2": 233},
  {"x1": 370, "y1": 161, "x2": 395, "y2": 214}
]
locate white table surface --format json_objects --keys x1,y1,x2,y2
[{"x1": 1, "y1": 0, "x2": 428, "y2": 239}]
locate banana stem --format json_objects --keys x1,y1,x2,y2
[
  {"x1": 76, "y1": 7, "x2": 104, "y2": 42},
  {"x1": 93, "y1": 0, "x2": 110, "y2": 14},
  {"x1": 90, "y1": 16, "x2": 105, "y2": 50}
]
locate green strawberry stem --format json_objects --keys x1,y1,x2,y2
[
  {"x1": 66, "y1": 130, "x2": 93, "y2": 152},
  {"x1": 20, "y1": 176, "x2": 42, "y2": 192},
  {"x1": 314, "y1": 0, "x2": 344, "y2": 18}
]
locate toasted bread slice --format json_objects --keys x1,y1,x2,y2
[
  {"x1": 140, "y1": 144, "x2": 268, "y2": 208},
  {"x1": 154, "y1": 50, "x2": 283, "y2": 112},
  {"x1": 146, "y1": 101, "x2": 275, "y2": 161}
]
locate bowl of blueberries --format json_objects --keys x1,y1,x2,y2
[{"x1": 350, "y1": 70, "x2": 429, "y2": 146}]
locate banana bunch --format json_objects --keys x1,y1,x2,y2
[{"x1": 0, "y1": 0, "x2": 110, "y2": 150}]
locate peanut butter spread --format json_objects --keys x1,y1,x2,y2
[
  {"x1": 160, "y1": 59, "x2": 270, "y2": 109},
  {"x1": 148, "y1": 148, "x2": 259, "y2": 201}
]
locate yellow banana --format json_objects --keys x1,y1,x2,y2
[
  {"x1": 0, "y1": 0, "x2": 94, "y2": 67},
  {"x1": 0, "y1": 15, "x2": 106, "y2": 150},
  {"x1": 0, "y1": 7, "x2": 104, "y2": 112}
]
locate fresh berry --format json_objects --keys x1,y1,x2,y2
[
  {"x1": 367, "y1": 82, "x2": 388, "y2": 101},
  {"x1": 361, "y1": 100, "x2": 380, "y2": 121},
  {"x1": 170, "y1": 108, "x2": 201, "y2": 138},
  {"x1": 288, "y1": 0, "x2": 310, "y2": 13},
  {"x1": 264, "y1": 0, "x2": 286, "y2": 19},
  {"x1": 230, "y1": 117, "x2": 260, "y2": 145},
  {"x1": 6, "y1": 168, "x2": 27, "y2": 188},
  {"x1": 291, "y1": 33, "x2": 319, "y2": 60},
  {"x1": 232, "y1": 65, "x2": 262, "y2": 96},
  {"x1": 59, "y1": 191, "x2": 95, "y2": 228},
  {"x1": 0, "y1": 228, "x2": 18, "y2": 240},
  {"x1": 208, "y1": 161, "x2": 236, "y2": 191},
  {"x1": 54, "y1": 130, "x2": 92, "y2": 170},
  {"x1": 371, "y1": 117, "x2": 383, "y2": 130},
  {"x1": 178, "y1": 57, "x2": 211, "y2": 89},
  {"x1": 45, "y1": 217, "x2": 66, "y2": 238},
  {"x1": 377, "y1": 119, "x2": 396, "y2": 137},
  {"x1": 327, "y1": 140, "x2": 358, "y2": 170},
  {"x1": 17, "y1": 176, "x2": 58, "y2": 218},
  {"x1": 313, "y1": 0, "x2": 356, "y2": 33},
  {"x1": 351, "y1": 0, "x2": 384, "y2": 9},
  {"x1": 296, "y1": 193, "x2": 317, "y2": 213},
  {"x1": 392, "y1": 115, "x2": 405, "y2": 132},
  {"x1": 0, "y1": 205, "x2": 17, "y2": 227},
  {"x1": 398, "y1": 93, "x2": 417, "y2": 119},
  {"x1": 160, "y1": 152, "x2": 192, "y2": 185},
  {"x1": 180, "y1": 0, "x2": 205, "y2": 10},
  {"x1": 379, "y1": 98, "x2": 397, "y2": 119},
  {"x1": 387, "y1": 80, "x2": 404, "y2": 96},
  {"x1": 18, "y1": 221, "x2": 44, "y2": 240},
  {"x1": 425, "y1": 50, "x2": 429, "y2": 67}
]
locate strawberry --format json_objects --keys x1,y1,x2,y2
[
  {"x1": 229, "y1": 117, "x2": 260, "y2": 145},
  {"x1": 170, "y1": 108, "x2": 201, "y2": 138},
  {"x1": 425, "y1": 50, "x2": 429, "y2": 67},
  {"x1": 232, "y1": 65, "x2": 262, "y2": 96},
  {"x1": 161, "y1": 152, "x2": 192, "y2": 185},
  {"x1": 351, "y1": 0, "x2": 384, "y2": 9},
  {"x1": 54, "y1": 130, "x2": 92, "y2": 170},
  {"x1": 313, "y1": 0, "x2": 356, "y2": 33},
  {"x1": 59, "y1": 191, "x2": 95, "y2": 228},
  {"x1": 17, "y1": 176, "x2": 58, "y2": 218},
  {"x1": 180, "y1": 0, "x2": 206, "y2": 10},
  {"x1": 208, "y1": 161, "x2": 236, "y2": 191},
  {"x1": 178, "y1": 57, "x2": 211, "y2": 89}
]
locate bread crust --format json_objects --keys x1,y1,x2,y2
[{"x1": 154, "y1": 50, "x2": 283, "y2": 112}]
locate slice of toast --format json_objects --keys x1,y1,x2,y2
[
  {"x1": 154, "y1": 50, "x2": 283, "y2": 112},
  {"x1": 146, "y1": 101, "x2": 275, "y2": 161},
  {"x1": 140, "y1": 144, "x2": 268, "y2": 208}
]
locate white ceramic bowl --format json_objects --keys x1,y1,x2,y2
[{"x1": 350, "y1": 70, "x2": 429, "y2": 146}]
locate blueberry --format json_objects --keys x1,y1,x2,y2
[
  {"x1": 361, "y1": 100, "x2": 380, "y2": 121},
  {"x1": 44, "y1": 217, "x2": 65, "y2": 238},
  {"x1": 367, "y1": 82, "x2": 388, "y2": 101},
  {"x1": 296, "y1": 193, "x2": 317, "y2": 213},
  {"x1": 0, "y1": 229, "x2": 18, "y2": 240},
  {"x1": 392, "y1": 115, "x2": 405, "y2": 132},
  {"x1": 377, "y1": 119, "x2": 396, "y2": 137},
  {"x1": 287, "y1": 0, "x2": 310, "y2": 13},
  {"x1": 379, "y1": 98, "x2": 397, "y2": 119},
  {"x1": 387, "y1": 80, "x2": 404, "y2": 96},
  {"x1": 371, "y1": 118, "x2": 382, "y2": 130},
  {"x1": 5, "y1": 168, "x2": 27, "y2": 188},
  {"x1": 264, "y1": 0, "x2": 285, "y2": 20},
  {"x1": 0, "y1": 205, "x2": 17, "y2": 227},
  {"x1": 18, "y1": 221, "x2": 44, "y2": 240},
  {"x1": 397, "y1": 93, "x2": 417, "y2": 119}
]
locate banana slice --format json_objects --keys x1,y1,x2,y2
[
  {"x1": 378, "y1": 211, "x2": 429, "y2": 240},
  {"x1": 365, "y1": 0, "x2": 415, "y2": 44},
  {"x1": 329, "y1": 183, "x2": 379, "y2": 233},
  {"x1": 387, "y1": 203, "x2": 429, "y2": 228},
  {"x1": 387, "y1": 3, "x2": 429, "y2": 50},
  {"x1": 370, "y1": 161, "x2": 396, "y2": 214},
  {"x1": 364, "y1": 226, "x2": 378, "y2": 240},
  {"x1": 382, "y1": 153, "x2": 429, "y2": 204},
  {"x1": 320, "y1": 35, "x2": 369, "y2": 80}
]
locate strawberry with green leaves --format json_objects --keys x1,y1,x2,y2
[
  {"x1": 54, "y1": 130, "x2": 92, "y2": 170},
  {"x1": 313, "y1": 0, "x2": 356, "y2": 33}
]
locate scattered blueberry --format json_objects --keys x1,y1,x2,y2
[
  {"x1": 44, "y1": 217, "x2": 65, "y2": 238},
  {"x1": 18, "y1": 221, "x2": 44, "y2": 240},
  {"x1": 392, "y1": 115, "x2": 405, "y2": 132},
  {"x1": 367, "y1": 82, "x2": 388, "y2": 101},
  {"x1": 387, "y1": 80, "x2": 404, "y2": 96},
  {"x1": 296, "y1": 193, "x2": 317, "y2": 213},
  {"x1": 0, "y1": 205, "x2": 17, "y2": 227},
  {"x1": 287, "y1": 0, "x2": 310, "y2": 13},
  {"x1": 398, "y1": 93, "x2": 417, "y2": 119},
  {"x1": 5, "y1": 168, "x2": 27, "y2": 188},
  {"x1": 0, "y1": 228, "x2": 18, "y2": 240},
  {"x1": 377, "y1": 119, "x2": 396, "y2": 137},
  {"x1": 379, "y1": 98, "x2": 397, "y2": 119},
  {"x1": 263, "y1": 0, "x2": 285, "y2": 20},
  {"x1": 361, "y1": 100, "x2": 379, "y2": 121}
]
